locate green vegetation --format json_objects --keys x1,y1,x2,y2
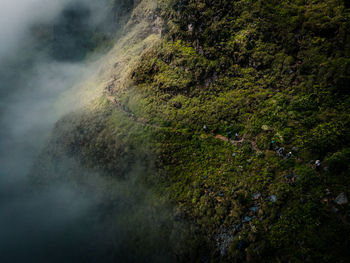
[
  {"x1": 126, "y1": 0, "x2": 350, "y2": 261},
  {"x1": 37, "y1": 0, "x2": 350, "y2": 261}
]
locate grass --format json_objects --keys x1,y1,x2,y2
[{"x1": 36, "y1": 0, "x2": 350, "y2": 261}]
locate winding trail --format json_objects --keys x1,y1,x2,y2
[
  {"x1": 105, "y1": 91, "x2": 260, "y2": 151},
  {"x1": 105, "y1": 92, "x2": 161, "y2": 129},
  {"x1": 105, "y1": 93, "x2": 347, "y2": 226},
  {"x1": 215, "y1": 134, "x2": 260, "y2": 151}
]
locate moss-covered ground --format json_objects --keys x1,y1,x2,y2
[
  {"x1": 35, "y1": 0, "x2": 350, "y2": 261},
  {"x1": 114, "y1": 0, "x2": 350, "y2": 261}
]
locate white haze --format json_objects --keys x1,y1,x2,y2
[
  {"x1": 0, "y1": 0, "x2": 110, "y2": 262},
  {"x1": 0, "y1": 0, "x2": 104, "y2": 183},
  {"x1": 0, "y1": 0, "x2": 68, "y2": 60},
  {"x1": 0, "y1": 1, "x2": 192, "y2": 262},
  {"x1": 0, "y1": 0, "x2": 110, "y2": 60}
]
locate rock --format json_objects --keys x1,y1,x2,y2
[
  {"x1": 188, "y1": 24, "x2": 194, "y2": 32},
  {"x1": 261, "y1": 125, "x2": 271, "y2": 131},
  {"x1": 252, "y1": 193, "x2": 261, "y2": 200},
  {"x1": 314, "y1": 160, "x2": 321, "y2": 170},
  {"x1": 269, "y1": 195, "x2": 277, "y2": 202},
  {"x1": 216, "y1": 227, "x2": 234, "y2": 256},
  {"x1": 335, "y1": 193, "x2": 348, "y2": 205},
  {"x1": 277, "y1": 147, "x2": 285, "y2": 157}
]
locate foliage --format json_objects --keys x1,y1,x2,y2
[
  {"x1": 40, "y1": 0, "x2": 350, "y2": 261},
  {"x1": 125, "y1": 0, "x2": 350, "y2": 261}
]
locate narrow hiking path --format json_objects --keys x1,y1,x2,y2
[
  {"x1": 215, "y1": 134, "x2": 260, "y2": 152},
  {"x1": 105, "y1": 91, "x2": 261, "y2": 151},
  {"x1": 105, "y1": 92, "x2": 161, "y2": 129}
]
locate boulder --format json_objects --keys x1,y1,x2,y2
[
  {"x1": 335, "y1": 193, "x2": 348, "y2": 205},
  {"x1": 269, "y1": 195, "x2": 277, "y2": 202}
]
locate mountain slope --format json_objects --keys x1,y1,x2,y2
[{"x1": 34, "y1": 0, "x2": 350, "y2": 262}]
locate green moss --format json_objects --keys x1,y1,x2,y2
[
  {"x1": 43, "y1": 0, "x2": 350, "y2": 261},
  {"x1": 127, "y1": 0, "x2": 350, "y2": 260}
]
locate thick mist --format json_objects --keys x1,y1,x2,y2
[
  {"x1": 0, "y1": 0, "x2": 112, "y2": 60},
  {"x1": 0, "y1": 1, "x2": 110, "y2": 262},
  {"x1": 0, "y1": 1, "x2": 190, "y2": 262}
]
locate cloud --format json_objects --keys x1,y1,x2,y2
[
  {"x1": 0, "y1": 0, "x2": 70, "y2": 59},
  {"x1": 0, "y1": 0, "x2": 111, "y2": 180},
  {"x1": 0, "y1": 2, "x2": 113, "y2": 262},
  {"x1": 0, "y1": 1, "x2": 193, "y2": 262},
  {"x1": 0, "y1": 0, "x2": 115, "y2": 60}
]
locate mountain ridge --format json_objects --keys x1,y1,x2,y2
[{"x1": 34, "y1": 0, "x2": 350, "y2": 262}]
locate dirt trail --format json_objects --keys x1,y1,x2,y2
[
  {"x1": 215, "y1": 135, "x2": 244, "y2": 146},
  {"x1": 215, "y1": 134, "x2": 260, "y2": 152},
  {"x1": 250, "y1": 140, "x2": 261, "y2": 152},
  {"x1": 105, "y1": 91, "x2": 261, "y2": 151},
  {"x1": 104, "y1": 96, "x2": 348, "y2": 228},
  {"x1": 105, "y1": 92, "x2": 161, "y2": 129}
]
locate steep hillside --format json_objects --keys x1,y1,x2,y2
[{"x1": 34, "y1": 0, "x2": 350, "y2": 262}]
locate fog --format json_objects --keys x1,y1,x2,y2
[
  {"x1": 0, "y1": 0, "x2": 67, "y2": 59},
  {"x1": 0, "y1": 1, "x2": 191, "y2": 262},
  {"x1": 0, "y1": 0, "x2": 110, "y2": 60}
]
